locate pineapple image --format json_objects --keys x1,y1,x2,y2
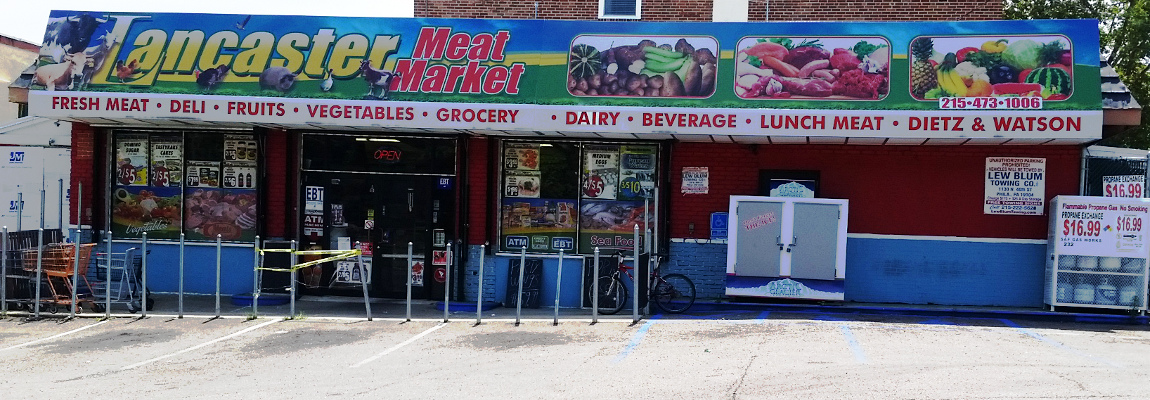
[{"x1": 911, "y1": 37, "x2": 938, "y2": 98}]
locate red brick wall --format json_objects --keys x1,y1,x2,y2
[
  {"x1": 69, "y1": 123, "x2": 98, "y2": 227},
  {"x1": 417, "y1": 0, "x2": 1002, "y2": 20},
  {"x1": 465, "y1": 136, "x2": 491, "y2": 244},
  {"x1": 669, "y1": 143, "x2": 1078, "y2": 240},
  {"x1": 263, "y1": 129, "x2": 289, "y2": 238}
]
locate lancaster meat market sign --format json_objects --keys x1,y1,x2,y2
[{"x1": 26, "y1": 12, "x2": 1103, "y2": 140}]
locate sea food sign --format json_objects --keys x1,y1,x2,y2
[{"x1": 27, "y1": 12, "x2": 1103, "y2": 140}]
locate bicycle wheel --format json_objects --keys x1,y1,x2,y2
[
  {"x1": 588, "y1": 275, "x2": 627, "y2": 315},
  {"x1": 652, "y1": 273, "x2": 695, "y2": 313}
]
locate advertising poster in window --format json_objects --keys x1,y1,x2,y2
[
  {"x1": 184, "y1": 188, "x2": 258, "y2": 241},
  {"x1": 984, "y1": 157, "x2": 1045, "y2": 215},
  {"x1": 500, "y1": 198, "x2": 577, "y2": 252},
  {"x1": 149, "y1": 139, "x2": 182, "y2": 187},
  {"x1": 618, "y1": 146, "x2": 656, "y2": 200},
  {"x1": 111, "y1": 186, "x2": 182, "y2": 239},
  {"x1": 682, "y1": 167, "x2": 709, "y2": 194},
  {"x1": 224, "y1": 134, "x2": 258, "y2": 162},
  {"x1": 503, "y1": 143, "x2": 540, "y2": 171},
  {"x1": 504, "y1": 170, "x2": 541, "y2": 198},
  {"x1": 222, "y1": 165, "x2": 257, "y2": 189},
  {"x1": 115, "y1": 135, "x2": 149, "y2": 186},
  {"x1": 582, "y1": 146, "x2": 619, "y2": 200},
  {"x1": 578, "y1": 199, "x2": 647, "y2": 252},
  {"x1": 186, "y1": 161, "x2": 220, "y2": 188}
]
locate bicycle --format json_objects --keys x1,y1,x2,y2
[{"x1": 588, "y1": 251, "x2": 696, "y2": 314}]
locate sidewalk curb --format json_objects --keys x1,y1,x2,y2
[{"x1": 689, "y1": 301, "x2": 1150, "y2": 325}]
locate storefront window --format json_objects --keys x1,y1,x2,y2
[
  {"x1": 499, "y1": 141, "x2": 659, "y2": 254},
  {"x1": 302, "y1": 134, "x2": 456, "y2": 175},
  {"x1": 111, "y1": 131, "x2": 260, "y2": 241}
]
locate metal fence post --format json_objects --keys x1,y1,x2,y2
[
  {"x1": 593, "y1": 247, "x2": 599, "y2": 324},
  {"x1": 69, "y1": 183, "x2": 82, "y2": 319},
  {"x1": 357, "y1": 242, "x2": 371, "y2": 321},
  {"x1": 215, "y1": 234, "x2": 222, "y2": 318},
  {"x1": 632, "y1": 224, "x2": 640, "y2": 324},
  {"x1": 105, "y1": 230, "x2": 111, "y2": 319},
  {"x1": 1, "y1": 226, "x2": 7, "y2": 315},
  {"x1": 58, "y1": 179, "x2": 64, "y2": 230},
  {"x1": 290, "y1": 240, "x2": 297, "y2": 318},
  {"x1": 406, "y1": 242, "x2": 412, "y2": 321},
  {"x1": 141, "y1": 232, "x2": 148, "y2": 318},
  {"x1": 34, "y1": 228, "x2": 43, "y2": 318},
  {"x1": 444, "y1": 241, "x2": 451, "y2": 323},
  {"x1": 554, "y1": 249, "x2": 564, "y2": 326},
  {"x1": 476, "y1": 244, "x2": 485, "y2": 325},
  {"x1": 645, "y1": 227, "x2": 653, "y2": 316},
  {"x1": 178, "y1": 232, "x2": 185, "y2": 318},
  {"x1": 16, "y1": 193, "x2": 22, "y2": 232},
  {"x1": 516, "y1": 246, "x2": 526, "y2": 326},
  {"x1": 253, "y1": 236, "x2": 260, "y2": 317}
]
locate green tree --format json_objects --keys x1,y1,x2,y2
[{"x1": 1005, "y1": 0, "x2": 1150, "y2": 148}]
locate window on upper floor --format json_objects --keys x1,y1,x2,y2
[{"x1": 600, "y1": 0, "x2": 641, "y2": 19}]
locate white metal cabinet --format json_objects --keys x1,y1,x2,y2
[
  {"x1": 1046, "y1": 196, "x2": 1149, "y2": 313},
  {"x1": 726, "y1": 196, "x2": 847, "y2": 301}
]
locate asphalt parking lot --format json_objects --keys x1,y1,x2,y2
[{"x1": 2, "y1": 306, "x2": 1149, "y2": 399}]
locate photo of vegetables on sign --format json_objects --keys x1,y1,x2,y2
[
  {"x1": 112, "y1": 186, "x2": 182, "y2": 239},
  {"x1": 735, "y1": 37, "x2": 890, "y2": 100},
  {"x1": 568, "y1": 35, "x2": 718, "y2": 98},
  {"x1": 909, "y1": 35, "x2": 1072, "y2": 100}
]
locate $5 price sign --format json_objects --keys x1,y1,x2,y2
[
  {"x1": 1063, "y1": 219, "x2": 1102, "y2": 237},
  {"x1": 1116, "y1": 215, "x2": 1143, "y2": 232},
  {"x1": 1104, "y1": 182, "x2": 1144, "y2": 198}
]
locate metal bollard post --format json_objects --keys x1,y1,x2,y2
[
  {"x1": 141, "y1": 232, "x2": 148, "y2": 318},
  {"x1": 16, "y1": 193, "x2": 22, "y2": 232},
  {"x1": 34, "y1": 228, "x2": 44, "y2": 318},
  {"x1": 252, "y1": 236, "x2": 260, "y2": 317},
  {"x1": 644, "y1": 227, "x2": 653, "y2": 316},
  {"x1": 1, "y1": 226, "x2": 7, "y2": 315},
  {"x1": 69, "y1": 183, "x2": 82, "y2": 319},
  {"x1": 516, "y1": 246, "x2": 526, "y2": 326},
  {"x1": 406, "y1": 242, "x2": 413, "y2": 321},
  {"x1": 105, "y1": 230, "x2": 111, "y2": 319},
  {"x1": 444, "y1": 242, "x2": 451, "y2": 323},
  {"x1": 554, "y1": 249, "x2": 564, "y2": 326},
  {"x1": 215, "y1": 234, "x2": 222, "y2": 318},
  {"x1": 58, "y1": 179, "x2": 64, "y2": 231},
  {"x1": 632, "y1": 224, "x2": 639, "y2": 324},
  {"x1": 476, "y1": 244, "x2": 485, "y2": 325},
  {"x1": 178, "y1": 233, "x2": 185, "y2": 318},
  {"x1": 593, "y1": 247, "x2": 599, "y2": 324},
  {"x1": 357, "y1": 242, "x2": 371, "y2": 321},
  {"x1": 290, "y1": 240, "x2": 297, "y2": 318}
]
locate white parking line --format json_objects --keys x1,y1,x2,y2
[
  {"x1": 0, "y1": 320, "x2": 110, "y2": 352},
  {"x1": 121, "y1": 319, "x2": 280, "y2": 370},
  {"x1": 350, "y1": 323, "x2": 447, "y2": 368}
]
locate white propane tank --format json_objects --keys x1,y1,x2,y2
[
  {"x1": 1078, "y1": 256, "x2": 1098, "y2": 271},
  {"x1": 1074, "y1": 280, "x2": 1095, "y2": 304},
  {"x1": 1100, "y1": 257, "x2": 1122, "y2": 272},
  {"x1": 1095, "y1": 278, "x2": 1118, "y2": 305}
]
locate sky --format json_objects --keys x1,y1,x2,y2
[{"x1": 2, "y1": 1, "x2": 416, "y2": 45}]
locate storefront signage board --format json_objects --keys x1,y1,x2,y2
[
  {"x1": 985, "y1": 157, "x2": 1046, "y2": 215},
  {"x1": 682, "y1": 167, "x2": 709, "y2": 194},
  {"x1": 27, "y1": 12, "x2": 1102, "y2": 140},
  {"x1": 1102, "y1": 175, "x2": 1145, "y2": 198},
  {"x1": 1051, "y1": 196, "x2": 1150, "y2": 258}
]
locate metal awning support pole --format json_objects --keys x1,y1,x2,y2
[
  {"x1": 252, "y1": 236, "x2": 260, "y2": 317},
  {"x1": 16, "y1": 193, "x2": 22, "y2": 232},
  {"x1": 592, "y1": 247, "x2": 599, "y2": 324},
  {"x1": 178, "y1": 233, "x2": 185, "y2": 318},
  {"x1": 515, "y1": 246, "x2": 526, "y2": 326},
  {"x1": 443, "y1": 242, "x2": 452, "y2": 323},
  {"x1": 290, "y1": 240, "x2": 297, "y2": 318},
  {"x1": 141, "y1": 232, "x2": 148, "y2": 318},
  {"x1": 632, "y1": 224, "x2": 640, "y2": 324},
  {"x1": 215, "y1": 234, "x2": 222, "y2": 319},
  {"x1": 476, "y1": 244, "x2": 485, "y2": 325},
  {"x1": 357, "y1": 243, "x2": 371, "y2": 321},
  {"x1": 105, "y1": 230, "x2": 111, "y2": 319},
  {"x1": 406, "y1": 242, "x2": 413, "y2": 322},
  {"x1": 34, "y1": 228, "x2": 44, "y2": 318},
  {"x1": 553, "y1": 249, "x2": 564, "y2": 326}
]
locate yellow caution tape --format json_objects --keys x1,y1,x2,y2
[{"x1": 256, "y1": 249, "x2": 362, "y2": 272}]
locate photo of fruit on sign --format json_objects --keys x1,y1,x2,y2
[
  {"x1": 909, "y1": 36, "x2": 1073, "y2": 100},
  {"x1": 735, "y1": 37, "x2": 890, "y2": 100},
  {"x1": 567, "y1": 36, "x2": 718, "y2": 98}
]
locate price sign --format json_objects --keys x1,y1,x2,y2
[
  {"x1": 118, "y1": 164, "x2": 136, "y2": 185},
  {"x1": 1062, "y1": 219, "x2": 1101, "y2": 237},
  {"x1": 1055, "y1": 197, "x2": 1150, "y2": 257},
  {"x1": 1117, "y1": 215, "x2": 1143, "y2": 232},
  {"x1": 1103, "y1": 175, "x2": 1145, "y2": 198},
  {"x1": 151, "y1": 166, "x2": 170, "y2": 187}
]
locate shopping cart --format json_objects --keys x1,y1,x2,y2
[
  {"x1": 19, "y1": 243, "x2": 97, "y2": 313},
  {"x1": 88, "y1": 248, "x2": 152, "y2": 313}
]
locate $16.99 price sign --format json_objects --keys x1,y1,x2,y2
[
  {"x1": 1116, "y1": 215, "x2": 1143, "y2": 232},
  {"x1": 1104, "y1": 182, "x2": 1143, "y2": 198},
  {"x1": 1062, "y1": 218, "x2": 1102, "y2": 237}
]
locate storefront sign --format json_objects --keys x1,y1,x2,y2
[
  {"x1": 334, "y1": 260, "x2": 371, "y2": 284},
  {"x1": 116, "y1": 136, "x2": 148, "y2": 186},
  {"x1": 411, "y1": 260, "x2": 425, "y2": 287},
  {"x1": 1054, "y1": 197, "x2": 1150, "y2": 257},
  {"x1": 682, "y1": 167, "x2": 709, "y2": 194},
  {"x1": 985, "y1": 157, "x2": 1046, "y2": 215},
  {"x1": 149, "y1": 139, "x2": 181, "y2": 187},
  {"x1": 26, "y1": 12, "x2": 1103, "y2": 141},
  {"x1": 1103, "y1": 175, "x2": 1145, "y2": 198}
]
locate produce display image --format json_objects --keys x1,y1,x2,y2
[
  {"x1": 567, "y1": 35, "x2": 718, "y2": 98},
  {"x1": 111, "y1": 186, "x2": 182, "y2": 238},
  {"x1": 735, "y1": 37, "x2": 890, "y2": 100},
  {"x1": 909, "y1": 35, "x2": 1073, "y2": 100}
]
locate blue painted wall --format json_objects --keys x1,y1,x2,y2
[{"x1": 105, "y1": 241, "x2": 257, "y2": 295}]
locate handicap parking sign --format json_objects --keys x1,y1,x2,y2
[{"x1": 710, "y1": 212, "x2": 728, "y2": 240}]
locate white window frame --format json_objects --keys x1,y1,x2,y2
[{"x1": 599, "y1": 0, "x2": 642, "y2": 19}]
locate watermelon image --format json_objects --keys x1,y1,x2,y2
[{"x1": 1024, "y1": 67, "x2": 1071, "y2": 98}]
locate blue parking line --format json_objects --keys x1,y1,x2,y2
[
  {"x1": 1000, "y1": 318, "x2": 1121, "y2": 368},
  {"x1": 840, "y1": 325, "x2": 868, "y2": 364},
  {"x1": 613, "y1": 320, "x2": 655, "y2": 363},
  {"x1": 755, "y1": 311, "x2": 770, "y2": 323}
]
